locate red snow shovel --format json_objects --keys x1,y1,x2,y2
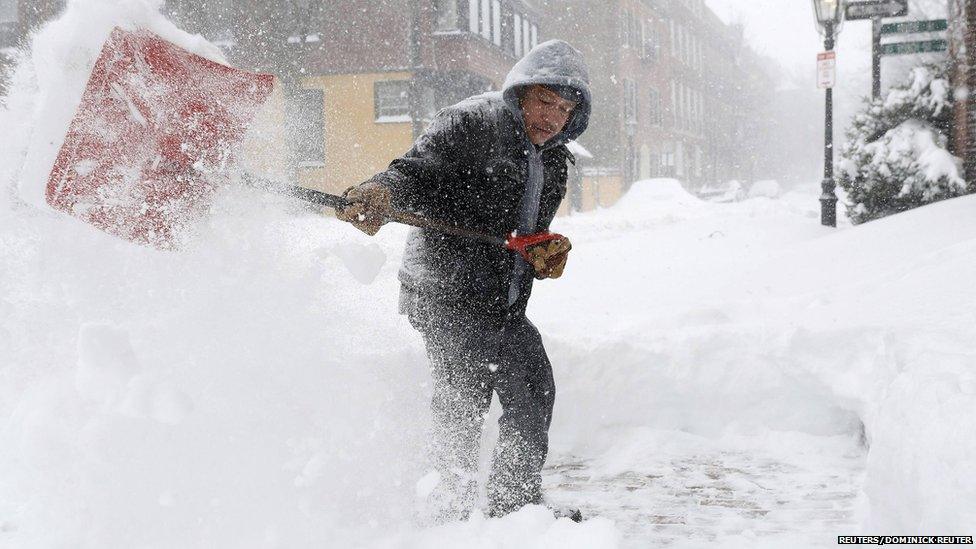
[
  {"x1": 46, "y1": 27, "x2": 275, "y2": 248},
  {"x1": 46, "y1": 28, "x2": 567, "y2": 262}
]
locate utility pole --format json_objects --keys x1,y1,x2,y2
[{"x1": 821, "y1": 20, "x2": 838, "y2": 228}]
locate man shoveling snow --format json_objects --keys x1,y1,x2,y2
[{"x1": 338, "y1": 40, "x2": 591, "y2": 523}]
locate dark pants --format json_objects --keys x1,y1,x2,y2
[{"x1": 408, "y1": 301, "x2": 555, "y2": 522}]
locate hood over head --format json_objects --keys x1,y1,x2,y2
[{"x1": 502, "y1": 39, "x2": 592, "y2": 147}]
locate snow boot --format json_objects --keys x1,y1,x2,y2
[{"x1": 548, "y1": 503, "x2": 583, "y2": 523}]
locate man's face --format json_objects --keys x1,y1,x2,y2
[{"x1": 520, "y1": 85, "x2": 578, "y2": 146}]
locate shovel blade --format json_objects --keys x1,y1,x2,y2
[{"x1": 46, "y1": 28, "x2": 275, "y2": 248}]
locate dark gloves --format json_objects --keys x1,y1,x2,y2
[
  {"x1": 335, "y1": 180, "x2": 392, "y2": 236},
  {"x1": 525, "y1": 236, "x2": 572, "y2": 279}
]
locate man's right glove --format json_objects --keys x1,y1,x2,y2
[
  {"x1": 335, "y1": 180, "x2": 392, "y2": 236},
  {"x1": 525, "y1": 236, "x2": 572, "y2": 279}
]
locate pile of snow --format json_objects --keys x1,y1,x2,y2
[
  {"x1": 747, "y1": 179, "x2": 780, "y2": 199},
  {"x1": 0, "y1": 1, "x2": 618, "y2": 547},
  {"x1": 542, "y1": 187, "x2": 976, "y2": 536},
  {"x1": 605, "y1": 178, "x2": 709, "y2": 225},
  {"x1": 698, "y1": 179, "x2": 745, "y2": 203}
]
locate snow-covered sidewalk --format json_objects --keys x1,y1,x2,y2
[{"x1": 546, "y1": 432, "x2": 864, "y2": 548}]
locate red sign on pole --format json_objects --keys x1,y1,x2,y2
[{"x1": 817, "y1": 51, "x2": 837, "y2": 89}]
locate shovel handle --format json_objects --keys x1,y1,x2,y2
[{"x1": 276, "y1": 182, "x2": 507, "y2": 247}]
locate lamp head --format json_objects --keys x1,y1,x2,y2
[{"x1": 812, "y1": 0, "x2": 845, "y2": 31}]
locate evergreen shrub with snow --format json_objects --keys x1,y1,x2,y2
[{"x1": 837, "y1": 64, "x2": 967, "y2": 224}]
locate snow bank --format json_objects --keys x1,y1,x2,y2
[
  {"x1": 542, "y1": 189, "x2": 976, "y2": 534},
  {"x1": 747, "y1": 179, "x2": 780, "y2": 199},
  {"x1": 0, "y1": 2, "x2": 619, "y2": 547}
]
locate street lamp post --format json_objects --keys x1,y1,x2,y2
[{"x1": 812, "y1": 0, "x2": 844, "y2": 227}]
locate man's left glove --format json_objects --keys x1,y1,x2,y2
[
  {"x1": 335, "y1": 180, "x2": 392, "y2": 236},
  {"x1": 526, "y1": 236, "x2": 572, "y2": 279}
]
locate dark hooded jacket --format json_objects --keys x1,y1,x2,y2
[{"x1": 369, "y1": 40, "x2": 592, "y2": 318}]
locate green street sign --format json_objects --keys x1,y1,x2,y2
[
  {"x1": 880, "y1": 39, "x2": 948, "y2": 56},
  {"x1": 880, "y1": 19, "x2": 948, "y2": 35}
]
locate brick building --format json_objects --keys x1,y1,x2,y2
[
  {"x1": 5, "y1": 0, "x2": 770, "y2": 207},
  {"x1": 949, "y1": 0, "x2": 975, "y2": 189},
  {"x1": 537, "y1": 0, "x2": 770, "y2": 191},
  {"x1": 166, "y1": 0, "x2": 551, "y2": 197}
]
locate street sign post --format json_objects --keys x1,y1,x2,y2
[
  {"x1": 846, "y1": 0, "x2": 912, "y2": 99},
  {"x1": 880, "y1": 39, "x2": 948, "y2": 56},
  {"x1": 845, "y1": 0, "x2": 908, "y2": 20},
  {"x1": 880, "y1": 19, "x2": 948, "y2": 35},
  {"x1": 817, "y1": 51, "x2": 836, "y2": 89}
]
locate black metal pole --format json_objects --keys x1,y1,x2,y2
[
  {"x1": 872, "y1": 17, "x2": 882, "y2": 99},
  {"x1": 821, "y1": 21, "x2": 838, "y2": 227}
]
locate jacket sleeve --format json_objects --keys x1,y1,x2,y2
[{"x1": 366, "y1": 106, "x2": 484, "y2": 215}]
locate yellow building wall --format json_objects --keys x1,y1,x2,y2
[
  {"x1": 297, "y1": 72, "x2": 415, "y2": 197},
  {"x1": 556, "y1": 174, "x2": 625, "y2": 216},
  {"x1": 596, "y1": 176, "x2": 626, "y2": 208}
]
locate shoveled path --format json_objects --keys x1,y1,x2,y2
[{"x1": 544, "y1": 432, "x2": 866, "y2": 548}]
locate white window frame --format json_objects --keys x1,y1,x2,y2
[
  {"x1": 513, "y1": 13, "x2": 523, "y2": 57},
  {"x1": 531, "y1": 23, "x2": 538, "y2": 49},
  {"x1": 492, "y1": 0, "x2": 501, "y2": 45},
  {"x1": 670, "y1": 21, "x2": 676, "y2": 55},
  {"x1": 468, "y1": 0, "x2": 478, "y2": 33},
  {"x1": 480, "y1": 0, "x2": 491, "y2": 39}
]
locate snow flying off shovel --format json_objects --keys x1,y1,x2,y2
[
  {"x1": 46, "y1": 28, "x2": 275, "y2": 248},
  {"x1": 46, "y1": 28, "x2": 566, "y2": 260}
]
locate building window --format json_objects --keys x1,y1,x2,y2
[
  {"x1": 530, "y1": 23, "x2": 538, "y2": 49},
  {"x1": 624, "y1": 79, "x2": 638, "y2": 122},
  {"x1": 669, "y1": 80, "x2": 677, "y2": 127},
  {"x1": 435, "y1": 0, "x2": 459, "y2": 31},
  {"x1": 648, "y1": 89, "x2": 662, "y2": 125},
  {"x1": 641, "y1": 19, "x2": 657, "y2": 60},
  {"x1": 523, "y1": 19, "x2": 531, "y2": 53},
  {"x1": 291, "y1": 88, "x2": 324, "y2": 166},
  {"x1": 513, "y1": 13, "x2": 523, "y2": 56},
  {"x1": 468, "y1": 0, "x2": 507, "y2": 47},
  {"x1": 374, "y1": 80, "x2": 411, "y2": 122}
]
